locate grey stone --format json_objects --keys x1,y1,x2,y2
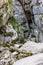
[
  {"x1": 13, "y1": 53, "x2": 43, "y2": 65},
  {"x1": 19, "y1": 41, "x2": 43, "y2": 54},
  {"x1": 14, "y1": 0, "x2": 29, "y2": 38},
  {"x1": 33, "y1": 4, "x2": 43, "y2": 15}
]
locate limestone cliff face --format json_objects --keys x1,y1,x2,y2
[
  {"x1": 0, "y1": 1, "x2": 43, "y2": 65},
  {"x1": 18, "y1": 0, "x2": 43, "y2": 42},
  {"x1": 0, "y1": 0, "x2": 43, "y2": 43},
  {"x1": 14, "y1": 0, "x2": 43, "y2": 42}
]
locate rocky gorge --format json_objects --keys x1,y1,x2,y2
[{"x1": 0, "y1": 0, "x2": 43, "y2": 65}]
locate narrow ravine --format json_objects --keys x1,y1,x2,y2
[{"x1": 0, "y1": 0, "x2": 43, "y2": 65}]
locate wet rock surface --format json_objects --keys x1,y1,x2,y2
[{"x1": 19, "y1": 41, "x2": 43, "y2": 54}]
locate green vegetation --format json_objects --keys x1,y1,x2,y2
[
  {"x1": 20, "y1": 39, "x2": 26, "y2": 44},
  {"x1": 0, "y1": 43, "x2": 10, "y2": 47},
  {"x1": 39, "y1": 14, "x2": 43, "y2": 20},
  {"x1": 8, "y1": 17, "x2": 18, "y2": 29},
  {"x1": 8, "y1": 16, "x2": 23, "y2": 38},
  {"x1": 0, "y1": 0, "x2": 23, "y2": 39},
  {"x1": 9, "y1": 48, "x2": 15, "y2": 52},
  {"x1": 3, "y1": 32, "x2": 14, "y2": 37},
  {"x1": 8, "y1": 0, "x2": 12, "y2": 5},
  {"x1": 0, "y1": 16, "x2": 2, "y2": 25}
]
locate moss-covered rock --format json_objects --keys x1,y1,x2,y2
[{"x1": 2, "y1": 32, "x2": 14, "y2": 37}]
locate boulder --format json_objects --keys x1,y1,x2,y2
[
  {"x1": 19, "y1": 41, "x2": 43, "y2": 54},
  {"x1": 13, "y1": 53, "x2": 43, "y2": 65}
]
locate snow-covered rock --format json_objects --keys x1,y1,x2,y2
[
  {"x1": 13, "y1": 53, "x2": 43, "y2": 65},
  {"x1": 19, "y1": 41, "x2": 43, "y2": 54}
]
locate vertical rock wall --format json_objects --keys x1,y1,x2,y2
[
  {"x1": 21, "y1": 0, "x2": 43, "y2": 42},
  {"x1": 8, "y1": 0, "x2": 43, "y2": 42},
  {"x1": 14, "y1": 0, "x2": 29, "y2": 38},
  {"x1": 32, "y1": 0, "x2": 43, "y2": 42}
]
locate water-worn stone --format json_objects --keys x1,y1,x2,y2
[
  {"x1": 19, "y1": 41, "x2": 43, "y2": 54},
  {"x1": 13, "y1": 53, "x2": 43, "y2": 65}
]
